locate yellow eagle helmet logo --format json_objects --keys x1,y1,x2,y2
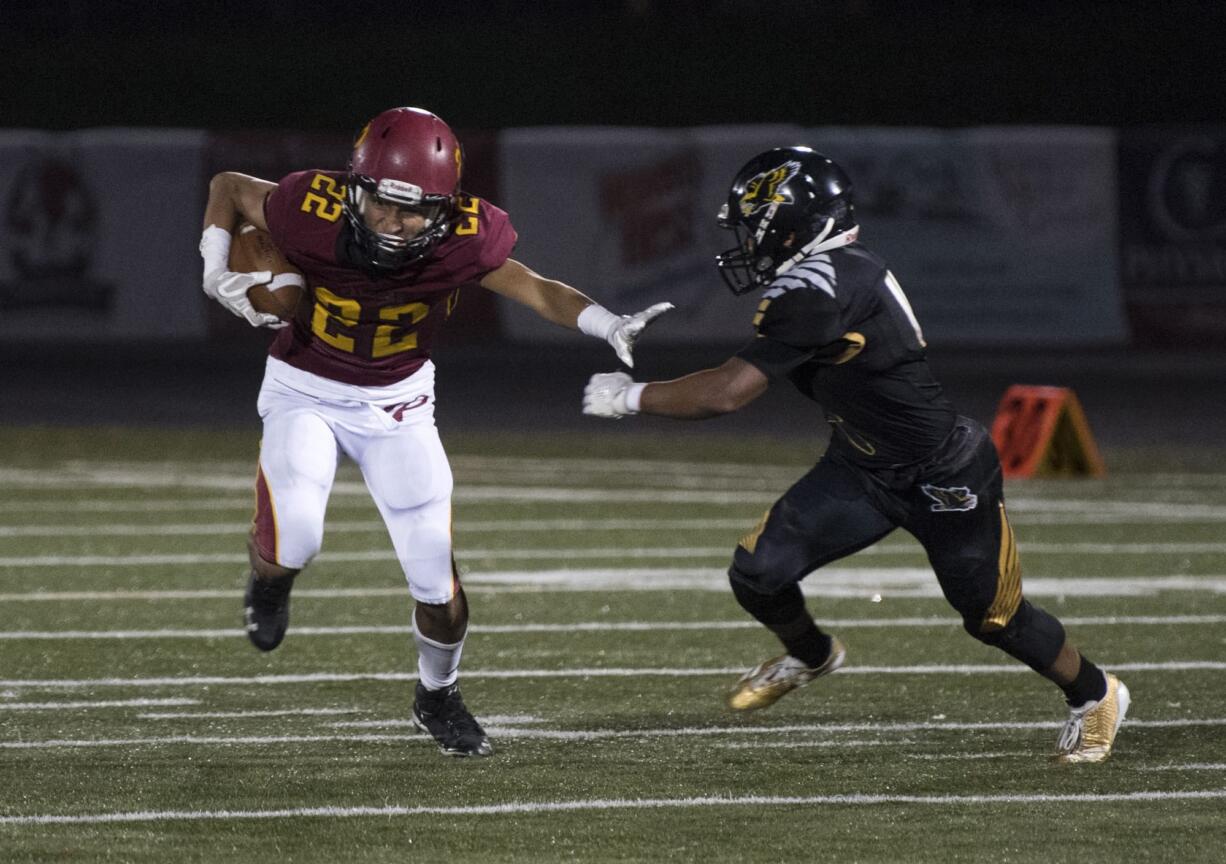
[
  {"x1": 353, "y1": 121, "x2": 372, "y2": 149},
  {"x1": 739, "y1": 160, "x2": 801, "y2": 218}
]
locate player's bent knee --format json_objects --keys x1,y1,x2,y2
[
  {"x1": 729, "y1": 543, "x2": 808, "y2": 595},
  {"x1": 965, "y1": 598, "x2": 1065, "y2": 672},
  {"x1": 728, "y1": 562, "x2": 798, "y2": 597}
]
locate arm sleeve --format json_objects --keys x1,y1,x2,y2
[
  {"x1": 473, "y1": 202, "x2": 518, "y2": 276},
  {"x1": 263, "y1": 172, "x2": 309, "y2": 252}
]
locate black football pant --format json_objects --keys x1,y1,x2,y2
[{"x1": 729, "y1": 417, "x2": 1065, "y2": 672}]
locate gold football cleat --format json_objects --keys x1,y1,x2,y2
[
  {"x1": 728, "y1": 637, "x2": 847, "y2": 711},
  {"x1": 1055, "y1": 673, "x2": 1131, "y2": 764}
]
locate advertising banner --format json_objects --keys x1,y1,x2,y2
[
  {"x1": 498, "y1": 126, "x2": 1127, "y2": 346},
  {"x1": 1119, "y1": 128, "x2": 1226, "y2": 345},
  {"x1": 0, "y1": 125, "x2": 1128, "y2": 348},
  {"x1": 497, "y1": 125, "x2": 807, "y2": 348},
  {"x1": 0, "y1": 129, "x2": 208, "y2": 342},
  {"x1": 810, "y1": 126, "x2": 1126, "y2": 345}
]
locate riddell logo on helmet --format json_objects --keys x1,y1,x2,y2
[
  {"x1": 739, "y1": 161, "x2": 801, "y2": 217},
  {"x1": 376, "y1": 178, "x2": 424, "y2": 203}
]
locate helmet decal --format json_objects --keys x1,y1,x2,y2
[
  {"x1": 739, "y1": 160, "x2": 801, "y2": 217},
  {"x1": 716, "y1": 147, "x2": 857, "y2": 295},
  {"x1": 454, "y1": 145, "x2": 463, "y2": 177},
  {"x1": 353, "y1": 121, "x2": 372, "y2": 150}
]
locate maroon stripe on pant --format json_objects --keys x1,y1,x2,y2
[{"x1": 252, "y1": 466, "x2": 278, "y2": 564}]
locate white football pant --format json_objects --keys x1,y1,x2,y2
[{"x1": 252, "y1": 357, "x2": 457, "y2": 605}]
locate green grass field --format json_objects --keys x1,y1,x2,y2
[{"x1": 1, "y1": 427, "x2": 1224, "y2": 862}]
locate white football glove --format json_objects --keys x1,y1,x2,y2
[
  {"x1": 608, "y1": 302, "x2": 674, "y2": 368},
  {"x1": 583, "y1": 371, "x2": 637, "y2": 419},
  {"x1": 202, "y1": 268, "x2": 286, "y2": 329},
  {"x1": 578, "y1": 301, "x2": 675, "y2": 368}
]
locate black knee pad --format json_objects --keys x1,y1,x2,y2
[
  {"x1": 729, "y1": 568, "x2": 806, "y2": 626},
  {"x1": 966, "y1": 598, "x2": 1065, "y2": 672},
  {"x1": 729, "y1": 547, "x2": 804, "y2": 595}
]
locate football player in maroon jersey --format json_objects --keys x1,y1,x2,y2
[
  {"x1": 200, "y1": 107, "x2": 671, "y2": 757},
  {"x1": 584, "y1": 147, "x2": 1128, "y2": 764}
]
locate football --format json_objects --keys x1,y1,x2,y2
[{"x1": 228, "y1": 223, "x2": 305, "y2": 320}]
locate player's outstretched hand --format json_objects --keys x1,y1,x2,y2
[
  {"x1": 583, "y1": 371, "x2": 637, "y2": 419},
  {"x1": 609, "y1": 302, "x2": 674, "y2": 368},
  {"x1": 203, "y1": 269, "x2": 287, "y2": 329}
]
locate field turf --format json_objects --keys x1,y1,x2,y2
[{"x1": 1, "y1": 427, "x2": 1223, "y2": 862}]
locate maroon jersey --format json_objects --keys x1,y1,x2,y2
[{"x1": 263, "y1": 170, "x2": 517, "y2": 386}]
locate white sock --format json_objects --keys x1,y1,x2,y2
[{"x1": 413, "y1": 610, "x2": 465, "y2": 690}]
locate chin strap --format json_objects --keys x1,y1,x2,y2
[{"x1": 774, "y1": 222, "x2": 860, "y2": 278}]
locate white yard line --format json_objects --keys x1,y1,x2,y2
[
  {"x1": 0, "y1": 588, "x2": 411, "y2": 602},
  {"x1": 0, "y1": 661, "x2": 1222, "y2": 690},
  {"x1": 40, "y1": 458, "x2": 1226, "y2": 482},
  {"x1": 901, "y1": 751, "x2": 1035, "y2": 760},
  {"x1": 1020, "y1": 542, "x2": 1226, "y2": 554},
  {"x1": 5, "y1": 493, "x2": 1226, "y2": 518},
  {"x1": 2, "y1": 477, "x2": 780, "y2": 504},
  {"x1": 29, "y1": 458, "x2": 1226, "y2": 484},
  {"x1": 5, "y1": 501, "x2": 1225, "y2": 522},
  {"x1": 6, "y1": 459, "x2": 1226, "y2": 510},
  {"x1": 0, "y1": 698, "x2": 198, "y2": 711},
  {"x1": 0, "y1": 518, "x2": 758, "y2": 538},
  {"x1": 0, "y1": 717, "x2": 1221, "y2": 750},
  {"x1": 135, "y1": 708, "x2": 360, "y2": 720},
  {"x1": 715, "y1": 739, "x2": 909, "y2": 750},
  {"x1": 1009, "y1": 512, "x2": 1226, "y2": 525},
  {"x1": 6, "y1": 511, "x2": 1226, "y2": 537},
  {"x1": 3, "y1": 613, "x2": 1224, "y2": 642},
  {"x1": 326, "y1": 717, "x2": 541, "y2": 729},
  {"x1": 0, "y1": 500, "x2": 257, "y2": 514},
  {"x1": 0, "y1": 548, "x2": 736, "y2": 568},
  {"x1": 6, "y1": 540, "x2": 1226, "y2": 569},
  {"x1": 3, "y1": 570, "x2": 1226, "y2": 600},
  {"x1": 5, "y1": 788, "x2": 1225, "y2": 826}
]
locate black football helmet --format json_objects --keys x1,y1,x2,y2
[
  {"x1": 715, "y1": 147, "x2": 857, "y2": 294},
  {"x1": 344, "y1": 107, "x2": 463, "y2": 270}
]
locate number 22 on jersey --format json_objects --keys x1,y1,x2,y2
[
  {"x1": 300, "y1": 174, "x2": 345, "y2": 222},
  {"x1": 311, "y1": 287, "x2": 455, "y2": 359}
]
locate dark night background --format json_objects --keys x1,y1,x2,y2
[
  {"x1": 3, "y1": 0, "x2": 1226, "y2": 443},
  {"x1": 5, "y1": 0, "x2": 1225, "y2": 131}
]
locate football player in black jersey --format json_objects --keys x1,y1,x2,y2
[{"x1": 583, "y1": 147, "x2": 1129, "y2": 763}]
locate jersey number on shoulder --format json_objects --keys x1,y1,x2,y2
[
  {"x1": 300, "y1": 174, "x2": 346, "y2": 223},
  {"x1": 454, "y1": 196, "x2": 480, "y2": 236},
  {"x1": 310, "y1": 286, "x2": 456, "y2": 359},
  {"x1": 884, "y1": 270, "x2": 926, "y2": 348}
]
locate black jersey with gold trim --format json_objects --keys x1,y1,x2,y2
[{"x1": 735, "y1": 242, "x2": 956, "y2": 467}]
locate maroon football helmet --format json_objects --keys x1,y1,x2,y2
[{"x1": 344, "y1": 107, "x2": 463, "y2": 269}]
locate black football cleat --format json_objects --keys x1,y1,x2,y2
[
  {"x1": 243, "y1": 572, "x2": 293, "y2": 652},
  {"x1": 411, "y1": 682, "x2": 494, "y2": 757}
]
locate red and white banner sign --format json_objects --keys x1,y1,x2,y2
[{"x1": 0, "y1": 129, "x2": 208, "y2": 341}]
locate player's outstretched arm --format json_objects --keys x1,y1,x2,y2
[
  {"x1": 199, "y1": 172, "x2": 284, "y2": 329},
  {"x1": 480, "y1": 258, "x2": 673, "y2": 368},
  {"x1": 583, "y1": 357, "x2": 768, "y2": 420}
]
